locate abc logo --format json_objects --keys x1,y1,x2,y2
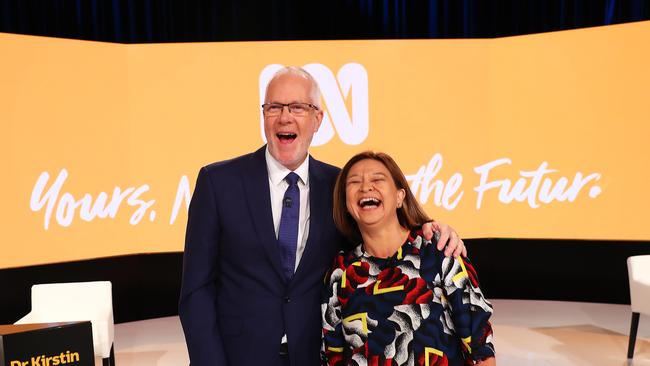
[{"x1": 259, "y1": 63, "x2": 369, "y2": 146}]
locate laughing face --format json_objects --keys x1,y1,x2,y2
[
  {"x1": 345, "y1": 159, "x2": 406, "y2": 230},
  {"x1": 263, "y1": 73, "x2": 324, "y2": 171}
]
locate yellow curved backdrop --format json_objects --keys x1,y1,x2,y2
[{"x1": 1, "y1": 21, "x2": 649, "y2": 268}]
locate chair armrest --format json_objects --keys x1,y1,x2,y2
[{"x1": 14, "y1": 312, "x2": 38, "y2": 324}]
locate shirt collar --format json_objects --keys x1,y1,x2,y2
[{"x1": 265, "y1": 147, "x2": 309, "y2": 187}]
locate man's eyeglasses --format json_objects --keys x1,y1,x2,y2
[{"x1": 262, "y1": 103, "x2": 319, "y2": 117}]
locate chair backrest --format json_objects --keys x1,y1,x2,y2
[
  {"x1": 17, "y1": 281, "x2": 115, "y2": 358},
  {"x1": 627, "y1": 255, "x2": 650, "y2": 314},
  {"x1": 30, "y1": 281, "x2": 113, "y2": 319}
]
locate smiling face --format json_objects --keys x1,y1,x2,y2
[
  {"x1": 263, "y1": 72, "x2": 324, "y2": 171},
  {"x1": 345, "y1": 158, "x2": 406, "y2": 230}
]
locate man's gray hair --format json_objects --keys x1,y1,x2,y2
[{"x1": 266, "y1": 66, "x2": 322, "y2": 109}]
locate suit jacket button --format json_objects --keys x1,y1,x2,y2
[{"x1": 284, "y1": 296, "x2": 291, "y2": 303}]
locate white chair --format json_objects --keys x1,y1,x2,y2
[
  {"x1": 627, "y1": 255, "x2": 650, "y2": 359},
  {"x1": 15, "y1": 281, "x2": 115, "y2": 366}
]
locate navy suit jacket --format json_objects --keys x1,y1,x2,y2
[{"x1": 179, "y1": 146, "x2": 345, "y2": 366}]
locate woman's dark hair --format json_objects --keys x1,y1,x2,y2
[{"x1": 333, "y1": 151, "x2": 432, "y2": 243}]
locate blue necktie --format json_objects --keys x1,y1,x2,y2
[{"x1": 278, "y1": 172, "x2": 300, "y2": 282}]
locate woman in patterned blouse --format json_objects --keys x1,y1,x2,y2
[{"x1": 321, "y1": 151, "x2": 496, "y2": 366}]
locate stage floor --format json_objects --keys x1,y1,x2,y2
[{"x1": 101, "y1": 299, "x2": 650, "y2": 365}]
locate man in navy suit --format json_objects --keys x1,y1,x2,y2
[{"x1": 179, "y1": 67, "x2": 465, "y2": 366}]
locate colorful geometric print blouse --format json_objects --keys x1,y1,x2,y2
[{"x1": 321, "y1": 229, "x2": 495, "y2": 366}]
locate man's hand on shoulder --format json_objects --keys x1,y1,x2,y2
[{"x1": 421, "y1": 221, "x2": 467, "y2": 258}]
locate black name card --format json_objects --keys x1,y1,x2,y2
[{"x1": 0, "y1": 322, "x2": 94, "y2": 366}]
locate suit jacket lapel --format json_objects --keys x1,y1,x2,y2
[{"x1": 243, "y1": 146, "x2": 285, "y2": 280}]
